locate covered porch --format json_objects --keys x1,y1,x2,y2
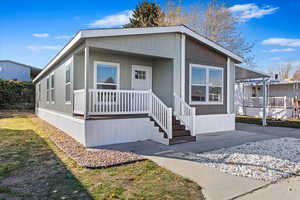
[{"x1": 71, "y1": 45, "x2": 195, "y2": 140}]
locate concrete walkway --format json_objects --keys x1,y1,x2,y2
[{"x1": 101, "y1": 123, "x2": 300, "y2": 200}]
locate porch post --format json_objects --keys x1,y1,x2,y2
[
  {"x1": 227, "y1": 57, "x2": 231, "y2": 114},
  {"x1": 262, "y1": 78, "x2": 267, "y2": 126},
  {"x1": 84, "y1": 46, "x2": 90, "y2": 119},
  {"x1": 180, "y1": 33, "x2": 186, "y2": 100}
]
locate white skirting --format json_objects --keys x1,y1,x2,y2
[
  {"x1": 86, "y1": 118, "x2": 168, "y2": 147},
  {"x1": 36, "y1": 108, "x2": 168, "y2": 147},
  {"x1": 236, "y1": 106, "x2": 294, "y2": 119},
  {"x1": 195, "y1": 114, "x2": 235, "y2": 134},
  {"x1": 36, "y1": 108, "x2": 86, "y2": 146}
]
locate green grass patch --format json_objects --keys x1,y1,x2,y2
[
  {"x1": 236, "y1": 115, "x2": 300, "y2": 128},
  {"x1": 0, "y1": 113, "x2": 204, "y2": 200}
]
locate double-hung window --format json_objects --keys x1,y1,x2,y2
[
  {"x1": 95, "y1": 61, "x2": 120, "y2": 89},
  {"x1": 65, "y1": 63, "x2": 71, "y2": 103},
  {"x1": 46, "y1": 77, "x2": 50, "y2": 103},
  {"x1": 190, "y1": 64, "x2": 223, "y2": 104},
  {"x1": 50, "y1": 73, "x2": 55, "y2": 103}
]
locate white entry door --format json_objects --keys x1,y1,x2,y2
[{"x1": 132, "y1": 65, "x2": 152, "y2": 90}]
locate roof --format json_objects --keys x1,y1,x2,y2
[
  {"x1": 235, "y1": 65, "x2": 270, "y2": 81},
  {"x1": 0, "y1": 60, "x2": 42, "y2": 74},
  {"x1": 243, "y1": 79, "x2": 300, "y2": 86},
  {"x1": 33, "y1": 25, "x2": 243, "y2": 83}
]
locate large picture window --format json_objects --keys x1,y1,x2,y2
[
  {"x1": 95, "y1": 61, "x2": 120, "y2": 89},
  {"x1": 65, "y1": 63, "x2": 71, "y2": 103},
  {"x1": 190, "y1": 64, "x2": 223, "y2": 104}
]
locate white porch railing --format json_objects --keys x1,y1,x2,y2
[
  {"x1": 74, "y1": 89, "x2": 173, "y2": 138},
  {"x1": 88, "y1": 89, "x2": 150, "y2": 114},
  {"x1": 173, "y1": 93, "x2": 196, "y2": 136},
  {"x1": 242, "y1": 96, "x2": 295, "y2": 108},
  {"x1": 149, "y1": 92, "x2": 173, "y2": 138},
  {"x1": 73, "y1": 89, "x2": 84, "y2": 114}
]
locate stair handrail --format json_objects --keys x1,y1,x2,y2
[
  {"x1": 173, "y1": 93, "x2": 196, "y2": 136},
  {"x1": 149, "y1": 90, "x2": 172, "y2": 139}
]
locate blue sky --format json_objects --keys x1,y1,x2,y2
[{"x1": 0, "y1": 0, "x2": 299, "y2": 73}]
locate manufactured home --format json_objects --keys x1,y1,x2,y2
[
  {"x1": 33, "y1": 25, "x2": 258, "y2": 147},
  {"x1": 236, "y1": 80, "x2": 300, "y2": 119}
]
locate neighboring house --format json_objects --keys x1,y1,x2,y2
[
  {"x1": 33, "y1": 25, "x2": 252, "y2": 147},
  {"x1": 0, "y1": 60, "x2": 41, "y2": 81},
  {"x1": 236, "y1": 80, "x2": 300, "y2": 119}
]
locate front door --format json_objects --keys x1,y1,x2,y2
[{"x1": 132, "y1": 65, "x2": 152, "y2": 90}]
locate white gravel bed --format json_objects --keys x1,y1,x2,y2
[{"x1": 181, "y1": 138, "x2": 300, "y2": 181}]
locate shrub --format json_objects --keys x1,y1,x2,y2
[{"x1": 0, "y1": 79, "x2": 35, "y2": 110}]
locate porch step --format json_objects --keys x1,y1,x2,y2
[
  {"x1": 150, "y1": 115, "x2": 195, "y2": 144},
  {"x1": 173, "y1": 130, "x2": 191, "y2": 137},
  {"x1": 169, "y1": 136, "x2": 196, "y2": 145}
]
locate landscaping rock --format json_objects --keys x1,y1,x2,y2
[{"x1": 31, "y1": 117, "x2": 145, "y2": 168}]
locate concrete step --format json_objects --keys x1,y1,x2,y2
[{"x1": 169, "y1": 136, "x2": 196, "y2": 145}]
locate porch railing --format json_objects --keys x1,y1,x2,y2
[
  {"x1": 173, "y1": 93, "x2": 196, "y2": 136},
  {"x1": 242, "y1": 96, "x2": 295, "y2": 109},
  {"x1": 74, "y1": 89, "x2": 172, "y2": 138}
]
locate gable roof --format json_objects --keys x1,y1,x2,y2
[
  {"x1": 33, "y1": 25, "x2": 243, "y2": 83},
  {"x1": 0, "y1": 60, "x2": 42, "y2": 75}
]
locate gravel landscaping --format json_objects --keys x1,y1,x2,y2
[
  {"x1": 31, "y1": 117, "x2": 145, "y2": 168},
  {"x1": 179, "y1": 138, "x2": 300, "y2": 181}
]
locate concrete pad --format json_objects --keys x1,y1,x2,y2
[
  {"x1": 238, "y1": 176, "x2": 300, "y2": 200},
  {"x1": 146, "y1": 156, "x2": 269, "y2": 200}
]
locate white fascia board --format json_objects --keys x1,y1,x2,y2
[
  {"x1": 81, "y1": 26, "x2": 181, "y2": 38},
  {"x1": 33, "y1": 31, "x2": 82, "y2": 83},
  {"x1": 33, "y1": 25, "x2": 243, "y2": 83}
]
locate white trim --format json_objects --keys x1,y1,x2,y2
[
  {"x1": 33, "y1": 25, "x2": 243, "y2": 83},
  {"x1": 46, "y1": 75, "x2": 50, "y2": 104},
  {"x1": 227, "y1": 57, "x2": 231, "y2": 114},
  {"x1": 65, "y1": 58, "x2": 72, "y2": 104},
  {"x1": 93, "y1": 61, "x2": 120, "y2": 89},
  {"x1": 181, "y1": 34, "x2": 186, "y2": 99},
  {"x1": 189, "y1": 64, "x2": 224, "y2": 105},
  {"x1": 50, "y1": 72, "x2": 55, "y2": 104}
]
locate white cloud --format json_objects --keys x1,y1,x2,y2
[
  {"x1": 269, "y1": 48, "x2": 296, "y2": 53},
  {"x1": 54, "y1": 35, "x2": 72, "y2": 40},
  {"x1": 88, "y1": 10, "x2": 133, "y2": 28},
  {"x1": 262, "y1": 38, "x2": 300, "y2": 47},
  {"x1": 32, "y1": 33, "x2": 49, "y2": 38},
  {"x1": 27, "y1": 45, "x2": 61, "y2": 51},
  {"x1": 229, "y1": 3, "x2": 278, "y2": 21}
]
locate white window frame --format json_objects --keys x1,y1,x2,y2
[
  {"x1": 65, "y1": 60, "x2": 72, "y2": 104},
  {"x1": 94, "y1": 61, "x2": 120, "y2": 90},
  {"x1": 189, "y1": 64, "x2": 224, "y2": 105},
  {"x1": 38, "y1": 82, "x2": 41, "y2": 101},
  {"x1": 46, "y1": 76, "x2": 50, "y2": 103},
  {"x1": 50, "y1": 72, "x2": 55, "y2": 104}
]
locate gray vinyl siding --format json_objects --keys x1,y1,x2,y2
[
  {"x1": 185, "y1": 37, "x2": 228, "y2": 115},
  {"x1": 86, "y1": 50, "x2": 173, "y2": 106},
  {"x1": 86, "y1": 33, "x2": 182, "y2": 97},
  {"x1": 36, "y1": 55, "x2": 74, "y2": 116},
  {"x1": 0, "y1": 61, "x2": 31, "y2": 81},
  {"x1": 229, "y1": 59, "x2": 236, "y2": 114}
]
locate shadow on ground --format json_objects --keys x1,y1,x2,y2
[{"x1": 0, "y1": 128, "x2": 93, "y2": 200}]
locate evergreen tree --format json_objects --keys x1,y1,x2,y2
[{"x1": 124, "y1": 1, "x2": 163, "y2": 28}]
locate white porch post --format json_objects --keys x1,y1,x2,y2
[
  {"x1": 262, "y1": 78, "x2": 267, "y2": 126},
  {"x1": 181, "y1": 33, "x2": 186, "y2": 99},
  {"x1": 84, "y1": 46, "x2": 90, "y2": 119},
  {"x1": 227, "y1": 57, "x2": 231, "y2": 114}
]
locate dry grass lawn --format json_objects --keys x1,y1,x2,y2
[{"x1": 0, "y1": 112, "x2": 205, "y2": 200}]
